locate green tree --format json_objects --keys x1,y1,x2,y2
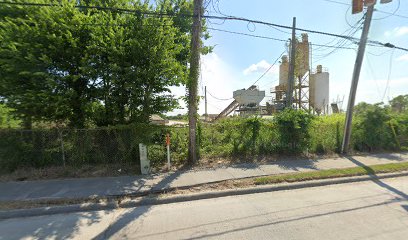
[
  {"x1": 0, "y1": 104, "x2": 20, "y2": 128},
  {"x1": 353, "y1": 102, "x2": 395, "y2": 151},
  {"x1": 274, "y1": 109, "x2": 314, "y2": 153},
  {"x1": 0, "y1": 0, "x2": 206, "y2": 128},
  {"x1": 389, "y1": 95, "x2": 408, "y2": 113},
  {"x1": 0, "y1": 1, "x2": 96, "y2": 128}
]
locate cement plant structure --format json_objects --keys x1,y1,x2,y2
[
  {"x1": 270, "y1": 33, "x2": 330, "y2": 115},
  {"x1": 214, "y1": 33, "x2": 330, "y2": 121}
]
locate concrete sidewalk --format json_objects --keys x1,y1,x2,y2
[{"x1": 1, "y1": 152, "x2": 407, "y2": 202}]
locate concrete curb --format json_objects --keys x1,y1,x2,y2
[
  {"x1": 122, "y1": 171, "x2": 408, "y2": 207},
  {"x1": 0, "y1": 201, "x2": 119, "y2": 220},
  {"x1": 1, "y1": 171, "x2": 408, "y2": 220}
]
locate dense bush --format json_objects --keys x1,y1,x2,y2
[
  {"x1": 274, "y1": 109, "x2": 314, "y2": 153},
  {"x1": 0, "y1": 125, "x2": 189, "y2": 173},
  {"x1": 352, "y1": 103, "x2": 407, "y2": 151},
  {"x1": 199, "y1": 117, "x2": 279, "y2": 157},
  {"x1": 309, "y1": 114, "x2": 344, "y2": 154},
  {"x1": 1, "y1": 103, "x2": 408, "y2": 174}
]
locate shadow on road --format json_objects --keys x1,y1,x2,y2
[
  {"x1": 184, "y1": 199, "x2": 403, "y2": 240},
  {"x1": 133, "y1": 193, "x2": 394, "y2": 239},
  {"x1": 91, "y1": 169, "x2": 185, "y2": 239},
  {"x1": 0, "y1": 210, "x2": 105, "y2": 240},
  {"x1": 0, "y1": 170, "x2": 185, "y2": 240}
]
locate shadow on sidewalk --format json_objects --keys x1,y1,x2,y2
[
  {"x1": 365, "y1": 152, "x2": 406, "y2": 161},
  {"x1": 345, "y1": 156, "x2": 408, "y2": 200},
  {"x1": 227, "y1": 158, "x2": 318, "y2": 172}
]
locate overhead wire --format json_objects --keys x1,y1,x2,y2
[
  {"x1": 1, "y1": 1, "x2": 407, "y2": 52},
  {"x1": 205, "y1": 51, "x2": 284, "y2": 102},
  {"x1": 322, "y1": 0, "x2": 408, "y2": 19},
  {"x1": 373, "y1": 0, "x2": 400, "y2": 20},
  {"x1": 207, "y1": 91, "x2": 233, "y2": 101},
  {"x1": 312, "y1": 20, "x2": 362, "y2": 62},
  {"x1": 312, "y1": 15, "x2": 363, "y2": 53},
  {"x1": 367, "y1": 48, "x2": 393, "y2": 57},
  {"x1": 313, "y1": 18, "x2": 361, "y2": 56},
  {"x1": 382, "y1": 49, "x2": 395, "y2": 102},
  {"x1": 365, "y1": 54, "x2": 382, "y2": 98},
  {"x1": 250, "y1": 51, "x2": 285, "y2": 87},
  {"x1": 208, "y1": 27, "x2": 356, "y2": 50}
]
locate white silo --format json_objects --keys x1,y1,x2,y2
[{"x1": 310, "y1": 65, "x2": 329, "y2": 114}]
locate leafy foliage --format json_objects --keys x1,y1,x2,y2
[
  {"x1": 353, "y1": 102, "x2": 396, "y2": 151},
  {"x1": 274, "y1": 109, "x2": 314, "y2": 153},
  {"x1": 389, "y1": 94, "x2": 408, "y2": 113},
  {"x1": 0, "y1": 0, "x2": 207, "y2": 128},
  {"x1": 0, "y1": 104, "x2": 20, "y2": 128},
  {"x1": 2, "y1": 107, "x2": 408, "y2": 173},
  {"x1": 309, "y1": 114, "x2": 344, "y2": 154}
]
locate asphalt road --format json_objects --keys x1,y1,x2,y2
[{"x1": 1, "y1": 176, "x2": 408, "y2": 240}]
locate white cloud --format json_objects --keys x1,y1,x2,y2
[
  {"x1": 384, "y1": 26, "x2": 408, "y2": 38},
  {"x1": 169, "y1": 53, "x2": 240, "y2": 115},
  {"x1": 396, "y1": 54, "x2": 408, "y2": 62},
  {"x1": 243, "y1": 60, "x2": 279, "y2": 76}
]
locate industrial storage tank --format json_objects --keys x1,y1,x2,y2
[
  {"x1": 233, "y1": 87, "x2": 265, "y2": 106},
  {"x1": 309, "y1": 65, "x2": 329, "y2": 114},
  {"x1": 296, "y1": 33, "x2": 310, "y2": 78},
  {"x1": 279, "y1": 55, "x2": 289, "y2": 89},
  {"x1": 278, "y1": 34, "x2": 309, "y2": 90}
]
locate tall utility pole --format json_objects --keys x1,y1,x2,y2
[
  {"x1": 204, "y1": 86, "x2": 208, "y2": 122},
  {"x1": 187, "y1": 0, "x2": 202, "y2": 164},
  {"x1": 287, "y1": 17, "x2": 296, "y2": 108},
  {"x1": 341, "y1": 5, "x2": 375, "y2": 154}
]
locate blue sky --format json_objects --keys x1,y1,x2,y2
[{"x1": 170, "y1": 0, "x2": 408, "y2": 115}]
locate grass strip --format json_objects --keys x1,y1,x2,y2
[{"x1": 255, "y1": 162, "x2": 408, "y2": 185}]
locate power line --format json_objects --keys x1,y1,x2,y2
[
  {"x1": 209, "y1": 27, "x2": 356, "y2": 50},
  {"x1": 365, "y1": 55, "x2": 382, "y2": 99},
  {"x1": 313, "y1": 17, "x2": 363, "y2": 55},
  {"x1": 208, "y1": 27, "x2": 287, "y2": 43},
  {"x1": 259, "y1": 78, "x2": 279, "y2": 90},
  {"x1": 0, "y1": 1, "x2": 372, "y2": 41},
  {"x1": 207, "y1": 90, "x2": 233, "y2": 101},
  {"x1": 367, "y1": 48, "x2": 393, "y2": 57},
  {"x1": 312, "y1": 19, "x2": 362, "y2": 62},
  {"x1": 322, "y1": 0, "x2": 408, "y2": 19},
  {"x1": 206, "y1": 51, "x2": 284, "y2": 101},
  {"x1": 373, "y1": 0, "x2": 401, "y2": 20},
  {"x1": 251, "y1": 51, "x2": 284, "y2": 87},
  {"x1": 382, "y1": 49, "x2": 395, "y2": 102},
  {"x1": 2, "y1": 1, "x2": 407, "y2": 52}
]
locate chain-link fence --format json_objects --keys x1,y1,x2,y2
[{"x1": 0, "y1": 126, "x2": 189, "y2": 174}]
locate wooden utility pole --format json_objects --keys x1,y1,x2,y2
[
  {"x1": 341, "y1": 5, "x2": 375, "y2": 154},
  {"x1": 287, "y1": 17, "x2": 296, "y2": 108},
  {"x1": 187, "y1": 0, "x2": 202, "y2": 164},
  {"x1": 204, "y1": 86, "x2": 208, "y2": 122}
]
